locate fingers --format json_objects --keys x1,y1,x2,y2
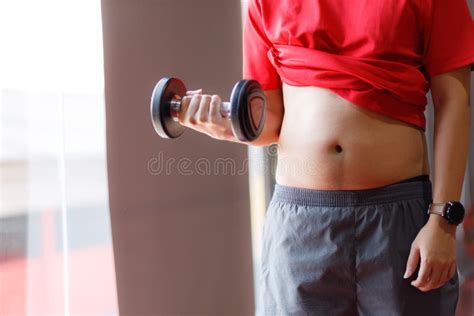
[
  {"x1": 195, "y1": 94, "x2": 212, "y2": 124},
  {"x1": 427, "y1": 263, "x2": 443, "y2": 289},
  {"x1": 404, "y1": 244, "x2": 420, "y2": 279},
  {"x1": 410, "y1": 258, "x2": 456, "y2": 291},
  {"x1": 410, "y1": 256, "x2": 432, "y2": 290},
  {"x1": 180, "y1": 88, "x2": 206, "y2": 125},
  {"x1": 178, "y1": 90, "x2": 227, "y2": 138},
  {"x1": 209, "y1": 95, "x2": 223, "y2": 125},
  {"x1": 439, "y1": 263, "x2": 451, "y2": 284},
  {"x1": 174, "y1": 88, "x2": 232, "y2": 140},
  {"x1": 179, "y1": 94, "x2": 201, "y2": 125}
]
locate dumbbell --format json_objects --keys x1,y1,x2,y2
[{"x1": 150, "y1": 77, "x2": 266, "y2": 142}]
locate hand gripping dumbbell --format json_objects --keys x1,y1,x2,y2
[{"x1": 150, "y1": 77, "x2": 266, "y2": 142}]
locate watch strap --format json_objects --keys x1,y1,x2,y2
[{"x1": 428, "y1": 202, "x2": 446, "y2": 216}]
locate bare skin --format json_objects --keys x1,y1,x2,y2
[
  {"x1": 178, "y1": 66, "x2": 470, "y2": 293},
  {"x1": 276, "y1": 83, "x2": 431, "y2": 189}
]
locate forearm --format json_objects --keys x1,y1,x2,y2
[
  {"x1": 429, "y1": 99, "x2": 471, "y2": 233},
  {"x1": 432, "y1": 100, "x2": 471, "y2": 202}
]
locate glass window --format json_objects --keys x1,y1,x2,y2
[{"x1": 0, "y1": 1, "x2": 118, "y2": 315}]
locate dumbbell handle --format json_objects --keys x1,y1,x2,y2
[
  {"x1": 169, "y1": 91, "x2": 263, "y2": 122},
  {"x1": 170, "y1": 100, "x2": 231, "y2": 122}
]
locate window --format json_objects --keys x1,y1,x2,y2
[{"x1": 0, "y1": 2, "x2": 118, "y2": 315}]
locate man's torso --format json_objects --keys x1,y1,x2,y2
[{"x1": 276, "y1": 83, "x2": 430, "y2": 189}]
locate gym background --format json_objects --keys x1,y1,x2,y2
[{"x1": 0, "y1": 0, "x2": 473, "y2": 315}]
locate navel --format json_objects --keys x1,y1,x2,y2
[{"x1": 334, "y1": 144, "x2": 343, "y2": 153}]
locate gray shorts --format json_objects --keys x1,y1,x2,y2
[{"x1": 258, "y1": 177, "x2": 459, "y2": 316}]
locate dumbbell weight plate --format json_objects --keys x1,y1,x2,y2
[
  {"x1": 151, "y1": 77, "x2": 266, "y2": 142},
  {"x1": 229, "y1": 79, "x2": 266, "y2": 142},
  {"x1": 150, "y1": 77, "x2": 186, "y2": 139}
]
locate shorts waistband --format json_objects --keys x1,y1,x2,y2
[{"x1": 272, "y1": 177, "x2": 433, "y2": 207}]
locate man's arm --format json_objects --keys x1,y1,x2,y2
[
  {"x1": 404, "y1": 65, "x2": 471, "y2": 292},
  {"x1": 429, "y1": 65, "x2": 471, "y2": 234}
]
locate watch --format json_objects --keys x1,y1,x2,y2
[{"x1": 427, "y1": 201, "x2": 465, "y2": 225}]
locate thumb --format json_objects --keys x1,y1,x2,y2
[{"x1": 404, "y1": 244, "x2": 420, "y2": 279}]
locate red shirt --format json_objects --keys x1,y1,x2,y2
[{"x1": 242, "y1": 0, "x2": 474, "y2": 131}]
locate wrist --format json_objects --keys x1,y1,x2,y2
[{"x1": 427, "y1": 213, "x2": 457, "y2": 235}]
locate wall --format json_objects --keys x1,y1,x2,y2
[{"x1": 101, "y1": 0, "x2": 254, "y2": 315}]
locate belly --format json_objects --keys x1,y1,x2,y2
[{"x1": 276, "y1": 83, "x2": 430, "y2": 190}]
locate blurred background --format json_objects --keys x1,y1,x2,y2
[
  {"x1": 0, "y1": 1, "x2": 117, "y2": 315},
  {"x1": 0, "y1": 0, "x2": 473, "y2": 315}
]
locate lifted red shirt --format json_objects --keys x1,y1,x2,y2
[{"x1": 242, "y1": 0, "x2": 474, "y2": 130}]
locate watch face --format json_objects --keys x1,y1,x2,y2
[{"x1": 446, "y1": 202, "x2": 465, "y2": 225}]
